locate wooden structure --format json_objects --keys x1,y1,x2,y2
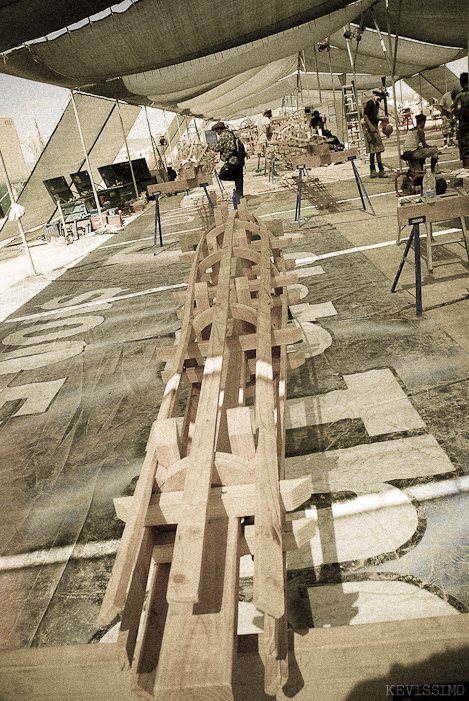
[
  {"x1": 171, "y1": 138, "x2": 218, "y2": 180},
  {"x1": 267, "y1": 116, "x2": 342, "y2": 169},
  {"x1": 96, "y1": 199, "x2": 313, "y2": 699},
  {"x1": 147, "y1": 173, "x2": 213, "y2": 196},
  {"x1": 2, "y1": 614, "x2": 469, "y2": 701}
]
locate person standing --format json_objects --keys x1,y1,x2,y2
[
  {"x1": 453, "y1": 73, "x2": 469, "y2": 169},
  {"x1": 363, "y1": 88, "x2": 387, "y2": 178},
  {"x1": 256, "y1": 109, "x2": 272, "y2": 149},
  {"x1": 403, "y1": 114, "x2": 439, "y2": 171},
  {"x1": 211, "y1": 121, "x2": 244, "y2": 198},
  {"x1": 438, "y1": 87, "x2": 458, "y2": 148}
]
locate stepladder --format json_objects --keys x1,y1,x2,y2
[{"x1": 341, "y1": 83, "x2": 366, "y2": 155}]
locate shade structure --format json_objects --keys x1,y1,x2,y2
[
  {"x1": 306, "y1": 27, "x2": 466, "y2": 80},
  {"x1": 404, "y1": 66, "x2": 463, "y2": 104},
  {"x1": 0, "y1": 0, "x2": 466, "y2": 125},
  {"x1": 0, "y1": 118, "x2": 29, "y2": 185},
  {"x1": 0, "y1": 93, "x2": 140, "y2": 241}
]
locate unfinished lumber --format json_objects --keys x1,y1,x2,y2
[
  {"x1": 153, "y1": 517, "x2": 240, "y2": 701},
  {"x1": 97, "y1": 198, "x2": 307, "y2": 699},
  {"x1": 166, "y1": 213, "x2": 235, "y2": 605},
  {"x1": 113, "y1": 475, "x2": 312, "y2": 525}
]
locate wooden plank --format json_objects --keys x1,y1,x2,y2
[
  {"x1": 149, "y1": 418, "x2": 181, "y2": 470},
  {"x1": 226, "y1": 406, "x2": 255, "y2": 461},
  {"x1": 153, "y1": 518, "x2": 240, "y2": 701},
  {"x1": 98, "y1": 230, "x2": 209, "y2": 626},
  {"x1": 147, "y1": 174, "x2": 212, "y2": 196},
  {"x1": 397, "y1": 193, "x2": 469, "y2": 227},
  {"x1": 253, "y1": 222, "x2": 285, "y2": 622},
  {"x1": 149, "y1": 517, "x2": 317, "y2": 563},
  {"x1": 166, "y1": 212, "x2": 235, "y2": 605},
  {"x1": 3, "y1": 615, "x2": 469, "y2": 701},
  {"x1": 116, "y1": 527, "x2": 156, "y2": 671},
  {"x1": 161, "y1": 346, "x2": 306, "y2": 382},
  {"x1": 113, "y1": 476, "x2": 312, "y2": 525},
  {"x1": 155, "y1": 326, "x2": 302, "y2": 362},
  {"x1": 132, "y1": 562, "x2": 171, "y2": 697}
]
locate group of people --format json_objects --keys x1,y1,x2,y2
[
  {"x1": 209, "y1": 72, "x2": 469, "y2": 200},
  {"x1": 363, "y1": 73, "x2": 469, "y2": 179}
]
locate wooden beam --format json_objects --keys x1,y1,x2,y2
[
  {"x1": 156, "y1": 326, "x2": 302, "y2": 362},
  {"x1": 113, "y1": 476, "x2": 312, "y2": 526},
  {"x1": 166, "y1": 212, "x2": 235, "y2": 605},
  {"x1": 153, "y1": 518, "x2": 240, "y2": 700},
  {"x1": 149, "y1": 517, "x2": 317, "y2": 563},
  {"x1": 97, "y1": 221, "x2": 209, "y2": 627}
]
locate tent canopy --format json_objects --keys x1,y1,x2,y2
[
  {"x1": 0, "y1": 93, "x2": 140, "y2": 240},
  {"x1": 0, "y1": 0, "x2": 466, "y2": 119}
]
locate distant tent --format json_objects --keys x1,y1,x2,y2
[{"x1": 0, "y1": 93, "x2": 140, "y2": 242}]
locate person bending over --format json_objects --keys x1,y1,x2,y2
[{"x1": 212, "y1": 121, "x2": 244, "y2": 198}]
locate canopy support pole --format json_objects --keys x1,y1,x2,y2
[
  {"x1": 373, "y1": 8, "x2": 403, "y2": 170},
  {"x1": 313, "y1": 45, "x2": 322, "y2": 105},
  {"x1": 70, "y1": 91, "x2": 106, "y2": 231},
  {"x1": 386, "y1": 0, "x2": 403, "y2": 170},
  {"x1": 116, "y1": 100, "x2": 139, "y2": 200},
  {"x1": 327, "y1": 36, "x2": 340, "y2": 142},
  {"x1": 144, "y1": 106, "x2": 168, "y2": 181},
  {"x1": 0, "y1": 148, "x2": 36, "y2": 275}
]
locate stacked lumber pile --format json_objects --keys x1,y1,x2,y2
[
  {"x1": 98, "y1": 200, "x2": 315, "y2": 700},
  {"x1": 173, "y1": 138, "x2": 217, "y2": 179},
  {"x1": 259, "y1": 117, "x2": 336, "y2": 169}
]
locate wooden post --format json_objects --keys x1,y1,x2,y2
[
  {"x1": 70, "y1": 91, "x2": 106, "y2": 231},
  {"x1": 0, "y1": 148, "x2": 37, "y2": 275},
  {"x1": 116, "y1": 100, "x2": 139, "y2": 200}
]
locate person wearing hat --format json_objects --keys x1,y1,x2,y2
[
  {"x1": 211, "y1": 121, "x2": 245, "y2": 198},
  {"x1": 453, "y1": 73, "x2": 469, "y2": 168},
  {"x1": 310, "y1": 110, "x2": 343, "y2": 150},
  {"x1": 363, "y1": 89, "x2": 387, "y2": 178}
]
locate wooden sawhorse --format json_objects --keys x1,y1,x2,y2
[{"x1": 397, "y1": 193, "x2": 469, "y2": 272}]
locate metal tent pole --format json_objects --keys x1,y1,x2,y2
[
  {"x1": 0, "y1": 148, "x2": 37, "y2": 275},
  {"x1": 70, "y1": 91, "x2": 106, "y2": 231},
  {"x1": 116, "y1": 100, "x2": 139, "y2": 200},
  {"x1": 313, "y1": 45, "x2": 322, "y2": 104},
  {"x1": 373, "y1": 10, "x2": 403, "y2": 170},
  {"x1": 144, "y1": 106, "x2": 168, "y2": 181},
  {"x1": 386, "y1": 0, "x2": 403, "y2": 170}
]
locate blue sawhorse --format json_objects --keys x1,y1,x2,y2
[
  {"x1": 349, "y1": 156, "x2": 375, "y2": 215},
  {"x1": 391, "y1": 214, "x2": 424, "y2": 316},
  {"x1": 153, "y1": 181, "x2": 213, "y2": 254}
]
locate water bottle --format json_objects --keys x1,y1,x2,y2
[{"x1": 422, "y1": 165, "x2": 436, "y2": 203}]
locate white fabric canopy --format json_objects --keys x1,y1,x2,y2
[{"x1": 0, "y1": 93, "x2": 140, "y2": 241}]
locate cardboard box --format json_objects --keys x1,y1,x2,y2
[{"x1": 107, "y1": 214, "x2": 123, "y2": 228}]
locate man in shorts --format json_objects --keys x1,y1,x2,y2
[{"x1": 363, "y1": 88, "x2": 386, "y2": 178}]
